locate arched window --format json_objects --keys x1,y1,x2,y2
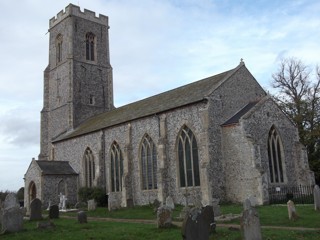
[
  {"x1": 84, "y1": 148, "x2": 95, "y2": 187},
  {"x1": 178, "y1": 126, "x2": 200, "y2": 187},
  {"x1": 110, "y1": 142, "x2": 123, "y2": 192},
  {"x1": 268, "y1": 126, "x2": 286, "y2": 183},
  {"x1": 56, "y1": 34, "x2": 63, "y2": 63},
  {"x1": 85, "y1": 32, "x2": 95, "y2": 61},
  {"x1": 140, "y1": 135, "x2": 157, "y2": 190}
]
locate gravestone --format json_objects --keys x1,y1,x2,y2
[
  {"x1": 181, "y1": 206, "x2": 216, "y2": 240},
  {"x1": 49, "y1": 205, "x2": 59, "y2": 219},
  {"x1": 157, "y1": 206, "x2": 172, "y2": 228},
  {"x1": 287, "y1": 200, "x2": 298, "y2": 220},
  {"x1": 88, "y1": 199, "x2": 97, "y2": 211},
  {"x1": 29, "y1": 198, "x2": 42, "y2": 220},
  {"x1": 313, "y1": 185, "x2": 320, "y2": 211},
  {"x1": 165, "y1": 196, "x2": 175, "y2": 210},
  {"x1": 248, "y1": 195, "x2": 258, "y2": 207},
  {"x1": 78, "y1": 211, "x2": 87, "y2": 223},
  {"x1": 3, "y1": 193, "x2": 19, "y2": 209},
  {"x1": 126, "y1": 198, "x2": 134, "y2": 208},
  {"x1": 37, "y1": 221, "x2": 55, "y2": 229},
  {"x1": 212, "y1": 198, "x2": 221, "y2": 217},
  {"x1": 1, "y1": 206, "x2": 24, "y2": 233},
  {"x1": 240, "y1": 199, "x2": 262, "y2": 240}
]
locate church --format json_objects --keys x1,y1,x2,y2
[{"x1": 24, "y1": 4, "x2": 314, "y2": 211}]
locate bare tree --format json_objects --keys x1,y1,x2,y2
[{"x1": 272, "y1": 58, "x2": 320, "y2": 184}]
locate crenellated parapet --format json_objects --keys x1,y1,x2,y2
[{"x1": 49, "y1": 4, "x2": 108, "y2": 28}]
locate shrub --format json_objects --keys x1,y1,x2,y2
[{"x1": 78, "y1": 187, "x2": 107, "y2": 207}]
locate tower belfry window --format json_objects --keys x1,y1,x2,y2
[
  {"x1": 86, "y1": 32, "x2": 95, "y2": 61},
  {"x1": 56, "y1": 34, "x2": 63, "y2": 63}
]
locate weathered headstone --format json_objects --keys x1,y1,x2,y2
[
  {"x1": 78, "y1": 211, "x2": 87, "y2": 223},
  {"x1": 3, "y1": 193, "x2": 19, "y2": 209},
  {"x1": 1, "y1": 206, "x2": 24, "y2": 233},
  {"x1": 126, "y1": 198, "x2": 134, "y2": 208},
  {"x1": 248, "y1": 195, "x2": 258, "y2": 207},
  {"x1": 29, "y1": 198, "x2": 42, "y2": 221},
  {"x1": 49, "y1": 205, "x2": 59, "y2": 219},
  {"x1": 157, "y1": 206, "x2": 172, "y2": 228},
  {"x1": 181, "y1": 206, "x2": 216, "y2": 240},
  {"x1": 212, "y1": 198, "x2": 221, "y2": 217},
  {"x1": 287, "y1": 200, "x2": 298, "y2": 220},
  {"x1": 240, "y1": 199, "x2": 262, "y2": 240},
  {"x1": 37, "y1": 221, "x2": 55, "y2": 229},
  {"x1": 165, "y1": 196, "x2": 175, "y2": 210},
  {"x1": 88, "y1": 199, "x2": 97, "y2": 211},
  {"x1": 313, "y1": 185, "x2": 320, "y2": 211}
]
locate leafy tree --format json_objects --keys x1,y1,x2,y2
[{"x1": 271, "y1": 58, "x2": 320, "y2": 184}]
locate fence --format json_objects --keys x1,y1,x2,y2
[{"x1": 268, "y1": 185, "x2": 314, "y2": 204}]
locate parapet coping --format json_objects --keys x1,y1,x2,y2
[{"x1": 49, "y1": 3, "x2": 108, "y2": 28}]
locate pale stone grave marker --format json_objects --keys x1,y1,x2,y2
[
  {"x1": 287, "y1": 200, "x2": 298, "y2": 220},
  {"x1": 240, "y1": 199, "x2": 262, "y2": 240},
  {"x1": 29, "y1": 198, "x2": 42, "y2": 220},
  {"x1": 88, "y1": 199, "x2": 97, "y2": 211},
  {"x1": 157, "y1": 206, "x2": 172, "y2": 228},
  {"x1": 3, "y1": 193, "x2": 19, "y2": 209},
  {"x1": 1, "y1": 206, "x2": 24, "y2": 233},
  {"x1": 313, "y1": 185, "x2": 320, "y2": 211},
  {"x1": 78, "y1": 211, "x2": 87, "y2": 223},
  {"x1": 49, "y1": 205, "x2": 59, "y2": 219},
  {"x1": 181, "y1": 206, "x2": 216, "y2": 240},
  {"x1": 212, "y1": 198, "x2": 221, "y2": 217},
  {"x1": 165, "y1": 196, "x2": 174, "y2": 210}
]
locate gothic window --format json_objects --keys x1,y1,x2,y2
[
  {"x1": 268, "y1": 126, "x2": 286, "y2": 183},
  {"x1": 56, "y1": 34, "x2": 63, "y2": 63},
  {"x1": 86, "y1": 32, "x2": 95, "y2": 61},
  {"x1": 178, "y1": 125, "x2": 200, "y2": 187},
  {"x1": 84, "y1": 148, "x2": 95, "y2": 187},
  {"x1": 110, "y1": 142, "x2": 123, "y2": 192},
  {"x1": 140, "y1": 135, "x2": 157, "y2": 190}
]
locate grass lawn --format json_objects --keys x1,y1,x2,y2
[{"x1": 1, "y1": 204, "x2": 319, "y2": 239}]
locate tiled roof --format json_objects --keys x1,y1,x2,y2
[
  {"x1": 221, "y1": 101, "x2": 259, "y2": 127},
  {"x1": 55, "y1": 64, "x2": 243, "y2": 142},
  {"x1": 36, "y1": 161, "x2": 78, "y2": 175}
]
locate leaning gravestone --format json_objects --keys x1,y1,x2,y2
[
  {"x1": 1, "y1": 206, "x2": 24, "y2": 233},
  {"x1": 157, "y1": 206, "x2": 172, "y2": 228},
  {"x1": 287, "y1": 200, "x2": 298, "y2": 220},
  {"x1": 313, "y1": 185, "x2": 320, "y2": 211},
  {"x1": 165, "y1": 196, "x2": 175, "y2": 210},
  {"x1": 88, "y1": 199, "x2": 97, "y2": 211},
  {"x1": 29, "y1": 198, "x2": 42, "y2": 220},
  {"x1": 240, "y1": 199, "x2": 262, "y2": 240},
  {"x1": 181, "y1": 206, "x2": 216, "y2": 240},
  {"x1": 3, "y1": 193, "x2": 19, "y2": 209},
  {"x1": 78, "y1": 211, "x2": 87, "y2": 224},
  {"x1": 49, "y1": 205, "x2": 59, "y2": 219}
]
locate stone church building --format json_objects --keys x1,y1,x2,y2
[{"x1": 24, "y1": 4, "x2": 314, "y2": 210}]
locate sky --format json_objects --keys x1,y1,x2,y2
[{"x1": 1, "y1": 0, "x2": 320, "y2": 191}]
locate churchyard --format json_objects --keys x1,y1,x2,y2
[{"x1": 1, "y1": 201, "x2": 320, "y2": 239}]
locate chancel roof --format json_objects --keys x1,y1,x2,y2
[
  {"x1": 36, "y1": 160, "x2": 78, "y2": 175},
  {"x1": 55, "y1": 64, "x2": 244, "y2": 142}
]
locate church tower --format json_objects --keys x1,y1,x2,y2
[{"x1": 39, "y1": 4, "x2": 114, "y2": 160}]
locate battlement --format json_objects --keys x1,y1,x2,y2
[{"x1": 49, "y1": 4, "x2": 108, "y2": 28}]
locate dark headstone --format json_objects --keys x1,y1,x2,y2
[
  {"x1": 37, "y1": 221, "x2": 55, "y2": 229},
  {"x1": 240, "y1": 200, "x2": 262, "y2": 240},
  {"x1": 181, "y1": 206, "x2": 216, "y2": 240},
  {"x1": 126, "y1": 198, "x2": 134, "y2": 208},
  {"x1": 30, "y1": 198, "x2": 42, "y2": 221},
  {"x1": 1, "y1": 206, "x2": 24, "y2": 233},
  {"x1": 49, "y1": 205, "x2": 59, "y2": 219},
  {"x1": 157, "y1": 206, "x2": 172, "y2": 228},
  {"x1": 78, "y1": 211, "x2": 87, "y2": 223}
]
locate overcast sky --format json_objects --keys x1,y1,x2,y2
[{"x1": 1, "y1": 0, "x2": 320, "y2": 191}]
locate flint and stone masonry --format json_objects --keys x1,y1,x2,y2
[{"x1": 25, "y1": 4, "x2": 314, "y2": 210}]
